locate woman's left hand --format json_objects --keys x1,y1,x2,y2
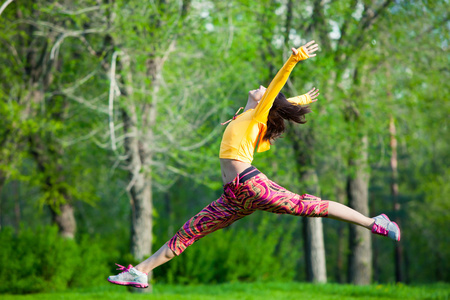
[{"x1": 307, "y1": 87, "x2": 320, "y2": 102}]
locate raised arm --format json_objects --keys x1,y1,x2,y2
[{"x1": 253, "y1": 41, "x2": 319, "y2": 123}]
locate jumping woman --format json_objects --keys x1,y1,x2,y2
[{"x1": 107, "y1": 40, "x2": 401, "y2": 288}]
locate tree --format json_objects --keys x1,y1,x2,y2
[{"x1": 0, "y1": 0, "x2": 108, "y2": 237}]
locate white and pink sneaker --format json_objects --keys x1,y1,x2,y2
[
  {"x1": 372, "y1": 214, "x2": 401, "y2": 241},
  {"x1": 107, "y1": 264, "x2": 148, "y2": 288}
]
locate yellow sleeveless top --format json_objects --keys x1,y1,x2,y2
[{"x1": 219, "y1": 47, "x2": 312, "y2": 163}]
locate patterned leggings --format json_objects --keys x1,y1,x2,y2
[{"x1": 167, "y1": 166, "x2": 329, "y2": 255}]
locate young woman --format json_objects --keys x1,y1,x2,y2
[{"x1": 108, "y1": 40, "x2": 400, "y2": 288}]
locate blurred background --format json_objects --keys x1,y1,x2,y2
[{"x1": 0, "y1": 0, "x2": 448, "y2": 294}]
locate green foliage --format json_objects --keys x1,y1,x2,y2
[
  {"x1": 0, "y1": 226, "x2": 110, "y2": 294},
  {"x1": 405, "y1": 170, "x2": 450, "y2": 282}
]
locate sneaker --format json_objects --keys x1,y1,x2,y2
[
  {"x1": 372, "y1": 214, "x2": 401, "y2": 241},
  {"x1": 107, "y1": 264, "x2": 149, "y2": 288}
]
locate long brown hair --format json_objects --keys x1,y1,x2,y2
[{"x1": 264, "y1": 92, "x2": 312, "y2": 142}]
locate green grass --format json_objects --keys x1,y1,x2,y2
[{"x1": 2, "y1": 282, "x2": 449, "y2": 299}]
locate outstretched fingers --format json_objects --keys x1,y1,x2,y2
[
  {"x1": 304, "y1": 40, "x2": 316, "y2": 47},
  {"x1": 292, "y1": 40, "x2": 320, "y2": 57},
  {"x1": 307, "y1": 87, "x2": 320, "y2": 102},
  {"x1": 303, "y1": 40, "x2": 319, "y2": 57}
]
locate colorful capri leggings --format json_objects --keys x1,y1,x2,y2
[{"x1": 167, "y1": 166, "x2": 329, "y2": 255}]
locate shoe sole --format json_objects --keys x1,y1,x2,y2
[
  {"x1": 392, "y1": 221, "x2": 401, "y2": 241},
  {"x1": 107, "y1": 278, "x2": 149, "y2": 288}
]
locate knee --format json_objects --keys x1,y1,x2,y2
[{"x1": 164, "y1": 246, "x2": 176, "y2": 259}]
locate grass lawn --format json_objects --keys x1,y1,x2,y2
[{"x1": 2, "y1": 282, "x2": 449, "y2": 299}]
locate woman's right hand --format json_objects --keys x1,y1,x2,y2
[
  {"x1": 307, "y1": 87, "x2": 320, "y2": 103},
  {"x1": 292, "y1": 40, "x2": 319, "y2": 57}
]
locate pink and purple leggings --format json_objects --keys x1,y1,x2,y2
[{"x1": 167, "y1": 166, "x2": 329, "y2": 255}]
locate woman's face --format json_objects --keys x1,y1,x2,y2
[{"x1": 248, "y1": 85, "x2": 266, "y2": 102}]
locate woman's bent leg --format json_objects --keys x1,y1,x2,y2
[
  {"x1": 136, "y1": 199, "x2": 251, "y2": 273},
  {"x1": 134, "y1": 193, "x2": 254, "y2": 274}
]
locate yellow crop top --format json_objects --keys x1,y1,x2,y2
[{"x1": 219, "y1": 47, "x2": 312, "y2": 164}]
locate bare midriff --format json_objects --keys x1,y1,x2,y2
[{"x1": 220, "y1": 158, "x2": 252, "y2": 185}]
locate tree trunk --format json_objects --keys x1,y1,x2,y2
[
  {"x1": 121, "y1": 94, "x2": 153, "y2": 263},
  {"x1": 290, "y1": 126, "x2": 327, "y2": 283},
  {"x1": 50, "y1": 203, "x2": 76, "y2": 239},
  {"x1": 347, "y1": 135, "x2": 372, "y2": 285},
  {"x1": 370, "y1": 188, "x2": 380, "y2": 282},
  {"x1": 301, "y1": 170, "x2": 327, "y2": 283},
  {"x1": 0, "y1": 174, "x2": 5, "y2": 230},
  {"x1": 129, "y1": 168, "x2": 153, "y2": 261},
  {"x1": 335, "y1": 185, "x2": 347, "y2": 283},
  {"x1": 13, "y1": 180, "x2": 20, "y2": 233},
  {"x1": 389, "y1": 116, "x2": 404, "y2": 282}
]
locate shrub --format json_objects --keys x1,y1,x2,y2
[
  {"x1": 68, "y1": 234, "x2": 111, "y2": 288},
  {"x1": 0, "y1": 226, "x2": 110, "y2": 294}
]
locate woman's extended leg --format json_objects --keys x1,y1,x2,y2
[
  {"x1": 325, "y1": 200, "x2": 374, "y2": 229},
  {"x1": 246, "y1": 175, "x2": 400, "y2": 241}
]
